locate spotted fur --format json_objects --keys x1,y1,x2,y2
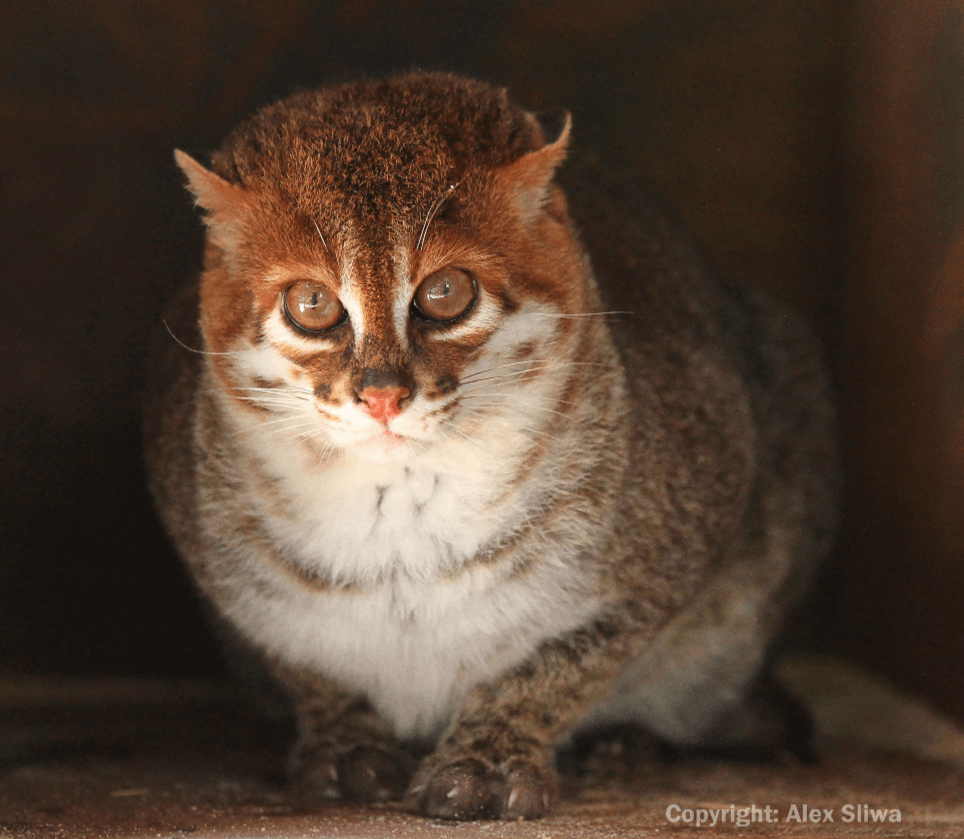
[{"x1": 144, "y1": 72, "x2": 837, "y2": 820}]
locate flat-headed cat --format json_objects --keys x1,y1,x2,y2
[{"x1": 144, "y1": 72, "x2": 837, "y2": 820}]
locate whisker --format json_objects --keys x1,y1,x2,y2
[
  {"x1": 460, "y1": 358, "x2": 553, "y2": 382},
  {"x1": 232, "y1": 386, "x2": 314, "y2": 399},
  {"x1": 531, "y1": 311, "x2": 634, "y2": 320},
  {"x1": 518, "y1": 426, "x2": 563, "y2": 443},
  {"x1": 295, "y1": 427, "x2": 329, "y2": 442},
  {"x1": 459, "y1": 397, "x2": 573, "y2": 418},
  {"x1": 447, "y1": 424, "x2": 483, "y2": 449},
  {"x1": 459, "y1": 368, "x2": 552, "y2": 389},
  {"x1": 232, "y1": 396, "x2": 312, "y2": 414},
  {"x1": 458, "y1": 391, "x2": 547, "y2": 400},
  {"x1": 267, "y1": 420, "x2": 318, "y2": 435},
  {"x1": 312, "y1": 219, "x2": 330, "y2": 254},
  {"x1": 460, "y1": 359, "x2": 621, "y2": 390},
  {"x1": 163, "y1": 320, "x2": 249, "y2": 356},
  {"x1": 415, "y1": 182, "x2": 460, "y2": 251},
  {"x1": 262, "y1": 414, "x2": 313, "y2": 427},
  {"x1": 233, "y1": 394, "x2": 307, "y2": 405},
  {"x1": 234, "y1": 394, "x2": 314, "y2": 406}
]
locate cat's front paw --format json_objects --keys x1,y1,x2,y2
[
  {"x1": 405, "y1": 755, "x2": 556, "y2": 820},
  {"x1": 292, "y1": 743, "x2": 414, "y2": 804}
]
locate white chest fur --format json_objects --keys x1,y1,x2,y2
[
  {"x1": 218, "y1": 411, "x2": 600, "y2": 740},
  {"x1": 242, "y1": 560, "x2": 598, "y2": 740}
]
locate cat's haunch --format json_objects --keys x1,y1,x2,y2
[{"x1": 144, "y1": 72, "x2": 837, "y2": 820}]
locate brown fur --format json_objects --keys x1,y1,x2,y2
[{"x1": 145, "y1": 72, "x2": 837, "y2": 821}]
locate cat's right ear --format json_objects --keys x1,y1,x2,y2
[
  {"x1": 174, "y1": 150, "x2": 249, "y2": 251},
  {"x1": 494, "y1": 110, "x2": 571, "y2": 224}
]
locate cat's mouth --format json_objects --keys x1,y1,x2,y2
[
  {"x1": 373, "y1": 429, "x2": 405, "y2": 446},
  {"x1": 355, "y1": 426, "x2": 412, "y2": 459}
]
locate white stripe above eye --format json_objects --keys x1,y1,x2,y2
[
  {"x1": 392, "y1": 243, "x2": 412, "y2": 350},
  {"x1": 338, "y1": 274, "x2": 365, "y2": 343}
]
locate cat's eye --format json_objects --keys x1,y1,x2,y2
[
  {"x1": 283, "y1": 281, "x2": 345, "y2": 333},
  {"x1": 413, "y1": 268, "x2": 476, "y2": 322}
]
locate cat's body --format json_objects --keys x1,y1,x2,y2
[{"x1": 145, "y1": 73, "x2": 837, "y2": 820}]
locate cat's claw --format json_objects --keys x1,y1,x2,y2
[
  {"x1": 405, "y1": 756, "x2": 556, "y2": 820},
  {"x1": 502, "y1": 762, "x2": 555, "y2": 820}
]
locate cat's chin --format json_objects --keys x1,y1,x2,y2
[{"x1": 353, "y1": 429, "x2": 418, "y2": 463}]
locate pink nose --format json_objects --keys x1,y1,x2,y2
[{"x1": 359, "y1": 385, "x2": 410, "y2": 424}]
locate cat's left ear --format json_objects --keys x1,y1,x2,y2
[
  {"x1": 496, "y1": 109, "x2": 571, "y2": 222},
  {"x1": 174, "y1": 149, "x2": 250, "y2": 251}
]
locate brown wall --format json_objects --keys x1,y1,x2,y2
[
  {"x1": 2, "y1": 2, "x2": 962, "y2": 718},
  {"x1": 827, "y1": 2, "x2": 964, "y2": 718}
]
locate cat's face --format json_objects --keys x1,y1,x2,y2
[{"x1": 177, "y1": 75, "x2": 594, "y2": 463}]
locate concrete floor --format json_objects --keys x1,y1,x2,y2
[{"x1": 3, "y1": 658, "x2": 964, "y2": 838}]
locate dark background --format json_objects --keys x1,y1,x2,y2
[{"x1": 3, "y1": 2, "x2": 964, "y2": 720}]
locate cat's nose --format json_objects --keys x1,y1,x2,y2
[{"x1": 358, "y1": 385, "x2": 410, "y2": 424}]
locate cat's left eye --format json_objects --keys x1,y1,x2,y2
[
  {"x1": 412, "y1": 267, "x2": 477, "y2": 322},
  {"x1": 283, "y1": 281, "x2": 345, "y2": 333}
]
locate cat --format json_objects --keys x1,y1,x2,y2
[{"x1": 144, "y1": 72, "x2": 838, "y2": 820}]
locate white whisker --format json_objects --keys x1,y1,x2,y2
[
  {"x1": 460, "y1": 366, "x2": 552, "y2": 388},
  {"x1": 312, "y1": 219, "x2": 330, "y2": 254},
  {"x1": 233, "y1": 386, "x2": 314, "y2": 400},
  {"x1": 164, "y1": 320, "x2": 249, "y2": 356},
  {"x1": 459, "y1": 397, "x2": 573, "y2": 417},
  {"x1": 524, "y1": 428, "x2": 562, "y2": 443},
  {"x1": 531, "y1": 311, "x2": 634, "y2": 319},
  {"x1": 459, "y1": 368, "x2": 556, "y2": 391},
  {"x1": 460, "y1": 359, "x2": 553, "y2": 382},
  {"x1": 268, "y1": 421, "x2": 319, "y2": 436},
  {"x1": 262, "y1": 414, "x2": 313, "y2": 427},
  {"x1": 415, "y1": 182, "x2": 460, "y2": 251}
]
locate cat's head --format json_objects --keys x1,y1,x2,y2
[{"x1": 176, "y1": 73, "x2": 602, "y2": 463}]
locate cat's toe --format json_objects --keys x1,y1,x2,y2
[
  {"x1": 406, "y1": 757, "x2": 497, "y2": 820},
  {"x1": 340, "y1": 745, "x2": 413, "y2": 802},
  {"x1": 500, "y1": 759, "x2": 556, "y2": 820},
  {"x1": 291, "y1": 752, "x2": 342, "y2": 802},
  {"x1": 405, "y1": 756, "x2": 555, "y2": 820}
]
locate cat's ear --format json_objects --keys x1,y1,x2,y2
[
  {"x1": 174, "y1": 150, "x2": 249, "y2": 251},
  {"x1": 496, "y1": 109, "x2": 572, "y2": 222}
]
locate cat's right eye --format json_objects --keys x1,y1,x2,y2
[{"x1": 283, "y1": 281, "x2": 345, "y2": 333}]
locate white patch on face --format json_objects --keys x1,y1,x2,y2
[
  {"x1": 262, "y1": 307, "x2": 340, "y2": 356},
  {"x1": 225, "y1": 342, "x2": 320, "y2": 441},
  {"x1": 324, "y1": 253, "x2": 364, "y2": 344},
  {"x1": 466, "y1": 299, "x2": 560, "y2": 361},
  {"x1": 232, "y1": 336, "x2": 300, "y2": 385},
  {"x1": 391, "y1": 242, "x2": 411, "y2": 350},
  {"x1": 415, "y1": 287, "x2": 501, "y2": 343}
]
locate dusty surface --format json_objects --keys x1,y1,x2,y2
[{"x1": 3, "y1": 660, "x2": 964, "y2": 838}]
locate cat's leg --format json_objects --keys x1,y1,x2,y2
[
  {"x1": 272, "y1": 662, "x2": 416, "y2": 803},
  {"x1": 405, "y1": 618, "x2": 639, "y2": 820}
]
